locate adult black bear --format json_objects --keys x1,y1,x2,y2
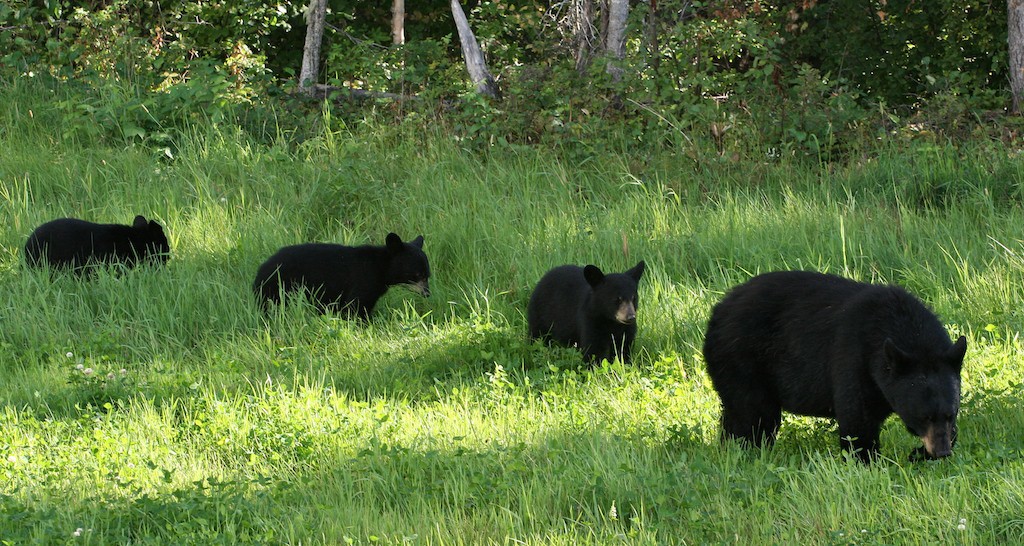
[
  {"x1": 252, "y1": 233, "x2": 430, "y2": 319},
  {"x1": 24, "y1": 216, "x2": 170, "y2": 272},
  {"x1": 702, "y1": 270, "x2": 967, "y2": 463},
  {"x1": 527, "y1": 261, "x2": 645, "y2": 365}
]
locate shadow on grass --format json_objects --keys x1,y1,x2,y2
[
  {"x1": 0, "y1": 425, "x2": 721, "y2": 544},
  {"x1": 3, "y1": 387, "x2": 1022, "y2": 544}
]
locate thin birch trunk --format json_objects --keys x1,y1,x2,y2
[
  {"x1": 1011, "y1": 0, "x2": 1024, "y2": 112},
  {"x1": 604, "y1": 0, "x2": 628, "y2": 81},
  {"x1": 451, "y1": 0, "x2": 500, "y2": 98},
  {"x1": 299, "y1": 0, "x2": 327, "y2": 94},
  {"x1": 392, "y1": 0, "x2": 406, "y2": 45}
]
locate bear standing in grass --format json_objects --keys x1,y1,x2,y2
[
  {"x1": 703, "y1": 270, "x2": 967, "y2": 463},
  {"x1": 528, "y1": 261, "x2": 645, "y2": 365},
  {"x1": 24, "y1": 216, "x2": 170, "y2": 272},
  {"x1": 253, "y1": 232, "x2": 430, "y2": 319}
]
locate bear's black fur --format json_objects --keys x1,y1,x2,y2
[
  {"x1": 252, "y1": 233, "x2": 430, "y2": 319},
  {"x1": 527, "y1": 261, "x2": 645, "y2": 365},
  {"x1": 24, "y1": 216, "x2": 170, "y2": 272},
  {"x1": 702, "y1": 270, "x2": 967, "y2": 463}
]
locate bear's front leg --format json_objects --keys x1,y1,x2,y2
[
  {"x1": 579, "y1": 325, "x2": 610, "y2": 366},
  {"x1": 839, "y1": 432, "x2": 880, "y2": 463},
  {"x1": 835, "y1": 399, "x2": 883, "y2": 463},
  {"x1": 581, "y1": 345, "x2": 609, "y2": 366}
]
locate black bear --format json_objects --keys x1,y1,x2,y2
[
  {"x1": 702, "y1": 270, "x2": 967, "y2": 463},
  {"x1": 252, "y1": 232, "x2": 430, "y2": 319},
  {"x1": 24, "y1": 216, "x2": 170, "y2": 272},
  {"x1": 527, "y1": 261, "x2": 645, "y2": 365}
]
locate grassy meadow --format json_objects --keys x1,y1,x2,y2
[{"x1": 2, "y1": 81, "x2": 1024, "y2": 544}]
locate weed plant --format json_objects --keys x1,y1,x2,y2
[{"x1": 1, "y1": 81, "x2": 1023, "y2": 544}]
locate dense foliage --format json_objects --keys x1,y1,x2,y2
[
  {"x1": 0, "y1": 0, "x2": 1014, "y2": 158},
  {"x1": 785, "y1": 0, "x2": 1007, "y2": 106}
]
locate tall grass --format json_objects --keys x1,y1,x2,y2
[{"x1": 1, "y1": 79, "x2": 1024, "y2": 544}]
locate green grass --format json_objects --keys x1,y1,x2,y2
[{"x1": 2, "y1": 81, "x2": 1024, "y2": 544}]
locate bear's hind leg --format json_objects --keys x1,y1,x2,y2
[{"x1": 719, "y1": 388, "x2": 782, "y2": 449}]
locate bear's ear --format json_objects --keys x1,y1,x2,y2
[
  {"x1": 411, "y1": 235, "x2": 424, "y2": 249},
  {"x1": 385, "y1": 232, "x2": 404, "y2": 252},
  {"x1": 627, "y1": 260, "x2": 646, "y2": 282},
  {"x1": 583, "y1": 265, "x2": 605, "y2": 287},
  {"x1": 882, "y1": 338, "x2": 910, "y2": 373},
  {"x1": 133, "y1": 215, "x2": 148, "y2": 229},
  {"x1": 148, "y1": 220, "x2": 163, "y2": 232},
  {"x1": 947, "y1": 336, "x2": 967, "y2": 370}
]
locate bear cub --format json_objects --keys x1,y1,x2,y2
[
  {"x1": 253, "y1": 232, "x2": 430, "y2": 319},
  {"x1": 527, "y1": 261, "x2": 645, "y2": 365},
  {"x1": 24, "y1": 216, "x2": 170, "y2": 272},
  {"x1": 702, "y1": 270, "x2": 967, "y2": 463}
]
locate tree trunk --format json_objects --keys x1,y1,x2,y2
[
  {"x1": 599, "y1": 0, "x2": 610, "y2": 51},
  {"x1": 645, "y1": 0, "x2": 659, "y2": 73},
  {"x1": 392, "y1": 0, "x2": 406, "y2": 45},
  {"x1": 574, "y1": 0, "x2": 596, "y2": 74},
  {"x1": 299, "y1": 0, "x2": 327, "y2": 95},
  {"x1": 451, "y1": 0, "x2": 501, "y2": 98},
  {"x1": 1011, "y1": 0, "x2": 1024, "y2": 112},
  {"x1": 604, "y1": 0, "x2": 628, "y2": 81}
]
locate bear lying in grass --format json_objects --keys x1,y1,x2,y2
[
  {"x1": 702, "y1": 270, "x2": 967, "y2": 463},
  {"x1": 527, "y1": 261, "x2": 645, "y2": 365},
  {"x1": 24, "y1": 216, "x2": 170, "y2": 272},
  {"x1": 253, "y1": 232, "x2": 430, "y2": 319}
]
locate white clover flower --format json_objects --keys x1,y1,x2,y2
[
  {"x1": 73, "y1": 528, "x2": 83, "y2": 537},
  {"x1": 66, "y1": 352, "x2": 74, "y2": 359},
  {"x1": 83, "y1": 368, "x2": 93, "y2": 376},
  {"x1": 120, "y1": 368, "x2": 127, "y2": 375},
  {"x1": 76, "y1": 363, "x2": 84, "y2": 371},
  {"x1": 7, "y1": 455, "x2": 16, "y2": 463},
  {"x1": 958, "y1": 518, "x2": 967, "y2": 531}
]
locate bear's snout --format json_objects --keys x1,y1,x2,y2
[
  {"x1": 407, "y1": 280, "x2": 430, "y2": 298},
  {"x1": 615, "y1": 303, "x2": 637, "y2": 325},
  {"x1": 921, "y1": 422, "x2": 954, "y2": 459}
]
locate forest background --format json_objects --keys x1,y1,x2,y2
[{"x1": 2, "y1": 0, "x2": 1018, "y2": 153}]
